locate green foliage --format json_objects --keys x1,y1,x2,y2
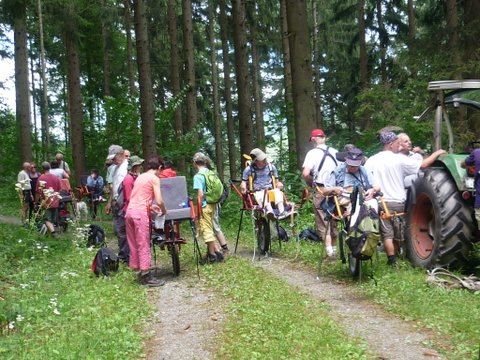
[
  {"x1": 0, "y1": 223, "x2": 151, "y2": 359},
  {"x1": 0, "y1": 105, "x2": 19, "y2": 180}
]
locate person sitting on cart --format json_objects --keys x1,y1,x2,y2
[
  {"x1": 87, "y1": 169, "x2": 104, "y2": 201},
  {"x1": 324, "y1": 147, "x2": 380, "y2": 215},
  {"x1": 240, "y1": 148, "x2": 290, "y2": 220}
]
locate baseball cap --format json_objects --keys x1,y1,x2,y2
[
  {"x1": 250, "y1": 148, "x2": 267, "y2": 161},
  {"x1": 127, "y1": 155, "x2": 144, "y2": 170},
  {"x1": 106, "y1": 144, "x2": 124, "y2": 160},
  {"x1": 310, "y1": 129, "x2": 326, "y2": 140},
  {"x1": 345, "y1": 148, "x2": 364, "y2": 167}
]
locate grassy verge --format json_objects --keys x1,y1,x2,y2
[
  {"x1": 201, "y1": 256, "x2": 369, "y2": 359},
  {"x1": 0, "y1": 222, "x2": 151, "y2": 359},
  {"x1": 221, "y1": 195, "x2": 480, "y2": 360}
]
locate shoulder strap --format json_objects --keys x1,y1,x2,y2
[{"x1": 316, "y1": 146, "x2": 337, "y2": 174}]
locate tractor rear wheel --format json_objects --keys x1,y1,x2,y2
[{"x1": 405, "y1": 169, "x2": 474, "y2": 269}]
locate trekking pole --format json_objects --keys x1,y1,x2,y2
[{"x1": 333, "y1": 194, "x2": 346, "y2": 264}]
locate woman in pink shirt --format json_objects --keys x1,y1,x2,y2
[{"x1": 125, "y1": 156, "x2": 167, "y2": 287}]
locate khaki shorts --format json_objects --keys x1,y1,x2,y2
[
  {"x1": 313, "y1": 191, "x2": 338, "y2": 241},
  {"x1": 379, "y1": 201, "x2": 405, "y2": 241}
]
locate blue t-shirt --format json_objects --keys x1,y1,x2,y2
[
  {"x1": 242, "y1": 163, "x2": 279, "y2": 191},
  {"x1": 193, "y1": 168, "x2": 208, "y2": 207},
  {"x1": 464, "y1": 148, "x2": 480, "y2": 208}
]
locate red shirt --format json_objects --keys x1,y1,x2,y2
[
  {"x1": 36, "y1": 172, "x2": 61, "y2": 208},
  {"x1": 159, "y1": 168, "x2": 177, "y2": 178}
]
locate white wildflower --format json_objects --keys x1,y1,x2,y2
[
  {"x1": 8, "y1": 321, "x2": 15, "y2": 330},
  {"x1": 16, "y1": 314, "x2": 24, "y2": 322},
  {"x1": 17, "y1": 239, "x2": 22, "y2": 243},
  {"x1": 19, "y1": 283, "x2": 28, "y2": 289},
  {"x1": 53, "y1": 308, "x2": 60, "y2": 315}
]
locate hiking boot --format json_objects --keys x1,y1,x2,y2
[
  {"x1": 387, "y1": 256, "x2": 398, "y2": 267},
  {"x1": 203, "y1": 252, "x2": 221, "y2": 264},
  {"x1": 138, "y1": 272, "x2": 166, "y2": 287},
  {"x1": 215, "y1": 251, "x2": 225, "y2": 262}
]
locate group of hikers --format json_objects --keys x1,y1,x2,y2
[
  {"x1": 17, "y1": 127, "x2": 453, "y2": 286},
  {"x1": 302, "y1": 129, "x2": 447, "y2": 265}
]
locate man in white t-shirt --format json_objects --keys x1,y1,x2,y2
[
  {"x1": 104, "y1": 145, "x2": 129, "y2": 263},
  {"x1": 397, "y1": 133, "x2": 425, "y2": 188},
  {"x1": 302, "y1": 129, "x2": 339, "y2": 257},
  {"x1": 364, "y1": 131, "x2": 446, "y2": 265}
]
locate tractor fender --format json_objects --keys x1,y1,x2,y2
[{"x1": 429, "y1": 154, "x2": 469, "y2": 192}]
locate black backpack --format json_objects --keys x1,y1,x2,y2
[
  {"x1": 91, "y1": 247, "x2": 119, "y2": 276},
  {"x1": 87, "y1": 224, "x2": 105, "y2": 247}
]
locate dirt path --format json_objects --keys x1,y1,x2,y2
[
  {"x1": 251, "y1": 255, "x2": 443, "y2": 360},
  {"x1": 144, "y1": 250, "x2": 444, "y2": 360},
  {"x1": 143, "y1": 269, "x2": 224, "y2": 360}
]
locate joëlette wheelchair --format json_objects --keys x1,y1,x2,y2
[
  {"x1": 150, "y1": 176, "x2": 201, "y2": 276},
  {"x1": 232, "y1": 155, "x2": 299, "y2": 259}
]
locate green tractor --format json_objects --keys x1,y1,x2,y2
[{"x1": 405, "y1": 80, "x2": 480, "y2": 269}]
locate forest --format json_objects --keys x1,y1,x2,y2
[{"x1": 0, "y1": 0, "x2": 479, "y2": 184}]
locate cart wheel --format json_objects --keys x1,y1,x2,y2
[
  {"x1": 256, "y1": 218, "x2": 271, "y2": 254},
  {"x1": 170, "y1": 243, "x2": 181, "y2": 276},
  {"x1": 348, "y1": 253, "x2": 360, "y2": 277}
]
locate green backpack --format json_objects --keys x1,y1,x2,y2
[{"x1": 201, "y1": 170, "x2": 228, "y2": 204}]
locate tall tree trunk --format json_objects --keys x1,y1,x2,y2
[
  {"x1": 248, "y1": 2, "x2": 265, "y2": 148},
  {"x1": 407, "y1": 0, "x2": 415, "y2": 42},
  {"x1": 312, "y1": 0, "x2": 322, "y2": 127},
  {"x1": 124, "y1": 0, "x2": 137, "y2": 96},
  {"x1": 462, "y1": 0, "x2": 480, "y2": 77},
  {"x1": 232, "y1": 0, "x2": 253, "y2": 164},
  {"x1": 208, "y1": 1, "x2": 224, "y2": 178},
  {"x1": 446, "y1": 0, "x2": 461, "y2": 79},
  {"x1": 285, "y1": 0, "x2": 316, "y2": 167},
  {"x1": 219, "y1": 0, "x2": 237, "y2": 179},
  {"x1": 28, "y1": 38, "x2": 38, "y2": 157},
  {"x1": 133, "y1": 0, "x2": 157, "y2": 158},
  {"x1": 377, "y1": 0, "x2": 387, "y2": 84},
  {"x1": 280, "y1": 0, "x2": 296, "y2": 171},
  {"x1": 357, "y1": 0, "x2": 367, "y2": 88},
  {"x1": 167, "y1": 0, "x2": 185, "y2": 172},
  {"x1": 65, "y1": 8, "x2": 87, "y2": 184},
  {"x1": 14, "y1": 2, "x2": 33, "y2": 163},
  {"x1": 182, "y1": 0, "x2": 197, "y2": 135},
  {"x1": 357, "y1": 0, "x2": 369, "y2": 129},
  {"x1": 101, "y1": 0, "x2": 111, "y2": 97},
  {"x1": 37, "y1": 0, "x2": 50, "y2": 158}
]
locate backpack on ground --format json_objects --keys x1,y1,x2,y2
[
  {"x1": 87, "y1": 224, "x2": 105, "y2": 247},
  {"x1": 202, "y1": 170, "x2": 228, "y2": 205},
  {"x1": 91, "y1": 247, "x2": 119, "y2": 276},
  {"x1": 299, "y1": 229, "x2": 322, "y2": 242}
]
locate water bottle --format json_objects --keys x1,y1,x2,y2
[{"x1": 180, "y1": 198, "x2": 190, "y2": 208}]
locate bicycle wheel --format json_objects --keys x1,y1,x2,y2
[
  {"x1": 256, "y1": 217, "x2": 271, "y2": 255},
  {"x1": 170, "y1": 243, "x2": 181, "y2": 276}
]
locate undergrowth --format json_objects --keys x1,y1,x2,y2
[{"x1": 0, "y1": 222, "x2": 151, "y2": 359}]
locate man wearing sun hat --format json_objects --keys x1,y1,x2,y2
[
  {"x1": 365, "y1": 131, "x2": 447, "y2": 265},
  {"x1": 302, "y1": 129, "x2": 339, "y2": 257}
]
